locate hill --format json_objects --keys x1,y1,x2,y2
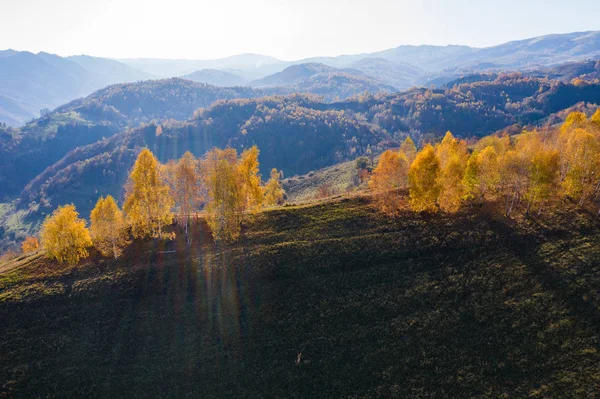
[
  {"x1": 16, "y1": 95, "x2": 388, "y2": 220},
  {"x1": 348, "y1": 57, "x2": 423, "y2": 90},
  {"x1": 3, "y1": 76, "x2": 600, "y2": 252},
  {"x1": 181, "y1": 69, "x2": 249, "y2": 86},
  {"x1": 250, "y1": 63, "x2": 397, "y2": 101},
  {"x1": 0, "y1": 79, "x2": 286, "y2": 197},
  {"x1": 0, "y1": 50, "x2": 151, "y2": 126},
  {"x1": 1, "y1": 195, "x2": 600, "y2": 397},
  {"x1": 2, "y1": 31, "x2": 600, "y2": 127},
  {"x1": 119, "y1": 53, "x2": 284, "y2": 80}
]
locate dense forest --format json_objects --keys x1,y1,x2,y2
[
  {"x1": 2, "y1": 74, "x2": 600, "y2": 252},
  {"x1": 0, "y1": 80, "x2": 288, "y2": 196},
  {"x1": 11, "y1": 108, "x2": 599, "y2": 268}
]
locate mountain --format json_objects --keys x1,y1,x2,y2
[
  {"x1": 529, "y1": 59, "x2": 600, "y2": 82},
  {"x1": 0, "y1": 79, "x2": 288, "y2": 197},
  {"x1": 348, "y1": 57, "x2": 423, "y2": 90},
  {"x1": 3, "y1": 31, "x2": 600, "y2": 128},
  {"x1": 250, "y1": 63, "x2": 397, "y2": 100},
  {"x1": 0, "y1": 50, "x2": 151, "y2": 126},
  {"x1": 119, "y1": 53, "x2": 284, "y2": 79},
  {"x1": 16, "y1": 95, "x2": 388, "y2": 218},
  {"x1": 469, "y1": 31, "x2": 600, "y2": 69},
  {"x1": 2, "y1": 195, "x2": 600, "y2": 397},
  {"x1": 3, "y1": 73, "x2": 600, "y2": 252},
  {"x1": 13, "y1": 76, "x2": 600, "y2": 224},
  {"x1": 181, "y1": 69, "x2": 249, "y2": 86},
  {"x1": 250, "y1": 63, "x2": 343, "y2": 87}
]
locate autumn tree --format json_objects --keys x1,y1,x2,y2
[
  {"x1": 560, "y1": 128, "x2": 600, "y2": 204},
  {"x1": 264, "y1": 168, "x2": 285, "y2": 206},
  {"x1": 237, "y1": 146, "x2": 263, "y2": 213},
  {"x1": 123, "y1": 148, "x2": 174, "y2": 239},
  {"x1": 400, "y1": 136, "x2": 417, "y2": 164},
  {"x1": 408, "y1": 144, "x2": 441, "y2": 212},
  {"x1": 40, "y1": 204, "x2": 92, "y2": 265},
  {"x1": 204, "y1": 150, "x2": 243, "y2": 241},
  {"x1": 21, "y1": 236, "x2": 40, "y2": 254},
  {"x1": 561, "y1": 111, "x2": 587, "y2": 134},
  {"x1": 90, "y1": 195, "x2": 128, "y2": 259},
  {"x1": 173, "y1": 151, "x2": 200, "y2": 241},
  {"x1": 591, "y1": 108, "x2": 600, "y2": 126},
  {"x1": 462, "y1": 146, "x2": 500, "y2": 205},
  {"x1": 435, "y1": 131, "x2": 468, "y2": 213},
  {"x1": 369, "y1": 149, "x2": 409, "y2": 213},
  {"x1": 526, "y1": 149, "x2": 560, "y2": 214}
]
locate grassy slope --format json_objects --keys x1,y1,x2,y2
[{"x1": 1, "y1": 196, "x2": 600, "y2": 398}]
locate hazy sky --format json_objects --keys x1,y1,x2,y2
[{"x1": 1, "y1": 0, "x2": 599, "y2": 60}]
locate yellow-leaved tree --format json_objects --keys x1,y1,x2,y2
[
  {"x1": 123, "y1": 148, "x2": 174, "y2": 239},
  {"x1": 435, "y1": 131, "x2": 468, "y2": 213},
  {"x1": 462, "y1": 146, "x2": 500, "y2": 205},
  {"x1": 408, "y1": 144, "x2": 441, "y2": 212},
  {"x1": 560, "y1": 128, "x2": 600, "y2": 205},
  {"x1": 237, "y1": 146, "x2": 263, "y2": 213},
  {"x1": 527, "y1": 149, "x2": 560, "y2": 214},
  {"x1": 264, "y1": 168, "x2": 285, "y2": 206},
  {"x1": 369, "y1": 149, "x2": 409, "y2": 213},
  {"x1": 204, "y1": 149, "x2": 243, "y2": 241},
  {"x1": 21, "y1": 236, "x2": 40, "y2": 254},
  {"x1": 40, "y1": 204, "x2": 92, "y2": 265},
  {"x1": 168, "y1": 151, "x2": 200, "y2": 243},
  {"x1": 561, "y1": 111, "x2": 587, "y2": 134},
  {"x1": 400, "y1": 136, "x2": 417, "y2": 164},
  {"x1": 90, "y1": 195, "x2": 128, "y2": 259}
]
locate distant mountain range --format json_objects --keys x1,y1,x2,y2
[
  {"x1": 2, "y1": 30, "x2": 600, "y2": 127},
  {"x1": 0, "y1": 51, "x2": 151, "y2": 126},
  {"x1": 120, "y1": 30, "x2": 600, "y2": 84}
]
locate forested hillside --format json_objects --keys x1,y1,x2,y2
[
  {"x1": 0, "y1": 50, "x2": 151, "y2": 126},
  {"x1": 2, "y1": 74, "x2": 600, "y2": 252},
  {"x1": 0, "y1": 79, "x2": 286, "y2": 196},
  {"x1": 249, "y1": 63, "x2": 397, "y2": 100}
]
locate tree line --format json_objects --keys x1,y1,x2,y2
[
  {"x1": 25, "y1": 146, "x2": 285, "y2": 265},
  {"x1": 369, "y1": 109, "x2": 600, "y2": 216},
  {"x1": 18, "y1": 108, "x2": 600, "y2": 265}
]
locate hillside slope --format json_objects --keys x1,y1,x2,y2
[
  {"x1": 0, "y1": 51, "x2": 151, "y2": 126},
  {"x1": 1, "y1": 196, "x2": 600, "y2": 398}
]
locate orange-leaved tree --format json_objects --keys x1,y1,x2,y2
[
  {"x1": 369, "y1": 149, "x2": 409, "y2": 213},
  {"x1": 40, "y1": 204, "x2": 92, "y2": 265},
  {"x1": 21, "y1": 236, "x2": 40, "y2": 254},
  {"x1": 90, "y1": 195, "x2": 128, "y2": 259}
]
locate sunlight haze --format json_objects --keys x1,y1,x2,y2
[{"x1": 1, "y1": 0, "x2": 599, "y2": 60}]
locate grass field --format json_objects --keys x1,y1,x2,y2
[{"x1": 1, "y1": 195, "x2": 600, "y2": 398}]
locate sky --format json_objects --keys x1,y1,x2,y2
[{"x1": 1, "y1": 0, "x2": 599, "y2": 61}]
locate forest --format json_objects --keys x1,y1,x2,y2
[{"x1": 9, "y1": 108, "x2": 600, "y2": 267}]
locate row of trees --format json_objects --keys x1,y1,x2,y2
[
  {"x1": 370, "y1": 109, "x2": 600, "y2": 215},
  {"x1": 34, "y1": 146, "x2": 285, "y2": 264}
]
